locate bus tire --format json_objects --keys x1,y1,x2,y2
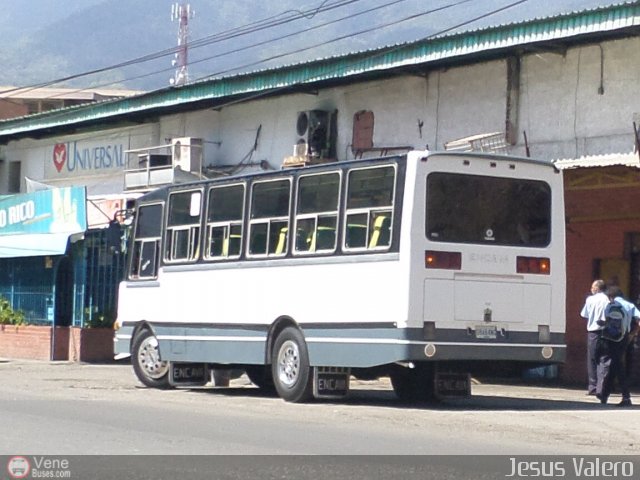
[
  {"x1": 271, "y1": 327, "x2": 313, "y2": 403},
  {"x1": 244, "y1": 365, "x2": 276, "y2": 392},
  {"x1": 390, "y1": 363, "x2": 436, "y2": 402},
  {"x1": 132, "y1": 329, "x2": 171, "y2": 389}
]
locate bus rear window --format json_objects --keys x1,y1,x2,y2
[{"x1": 426, "y1": 173, "x2": 551, "y2": 247}]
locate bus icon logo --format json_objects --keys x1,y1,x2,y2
[{"x1": 7, "y1": 456, "x2": 30, "y2": 479}]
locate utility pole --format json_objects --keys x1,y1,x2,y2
[{"x1": 170, "y1": 2, "x2": 194, "y2": 86}]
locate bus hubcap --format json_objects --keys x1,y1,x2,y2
[
  {"x1": 277, "y1": 340, "x2": 300, "y2": 387},
  {"x1": 138, "y1": 336, "x2": 169, "y2": 379}
]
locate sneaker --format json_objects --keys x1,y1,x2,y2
[{"x1": 617, "y1": 399, "x2": 632, "y2": 407}]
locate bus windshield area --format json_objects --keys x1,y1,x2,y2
[{"x1": 426, "y1": 172, "x2": 551, "y2": 247}]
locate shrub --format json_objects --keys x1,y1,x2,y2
[
  {"x1": 83, "y1": 308, "x2": 115, "y2": 328},
  {"x1": 0, "y1": 296, "x2": 26, "y2": 326}
]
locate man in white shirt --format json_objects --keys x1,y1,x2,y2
[{"x1": 580, "y1": 279, "x2": 608, "y2": 395}]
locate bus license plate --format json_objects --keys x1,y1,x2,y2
[
  {"x1": 475, "y1": 324, "x2": 497, "y2": 339},
  {"x1": 169, "y1": 362, "x2": 208, "y2": 386},
  {"x1": 314, "y1": 367, "x2": 350, "y2": 399},
  {"x1": 435, "y1": 372, "x2": 471, "y2": 399}
]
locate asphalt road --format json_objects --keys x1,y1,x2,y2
[
  {"x1": 1, "y1": 359, "x2": 638, "y2": 455},
  {"x1": 0, "y1": 359, "x2": 639, "y2": 479}
]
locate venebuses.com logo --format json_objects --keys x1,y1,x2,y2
[
  {"x1": 7, "y1": 456, "x2": 30, "y2": 479},
  {"x1": 6, "y1": 456, "x2": 72, "y2": 479}
]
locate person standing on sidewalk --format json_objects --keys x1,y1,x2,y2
[
  {"x1": 605, "y1": 286, "x2": 638, "y2": 406},
  {"x1": 580, "y1": 279, "x2": 608, "y2": 396},
  {"x1": 596, "y1": 287, "x2": 633, "y2": 406}
]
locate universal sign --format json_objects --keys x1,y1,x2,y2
[{"x1": 50, "y1": 140, "x2": 126, "y2": 176}]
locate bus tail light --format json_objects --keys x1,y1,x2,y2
[
  {"x1": 425, "y1": 250, "x2": 461, "y2": 270},
  {"x1": 517, "y1": 256, "x2": 550, "y2": 275}
]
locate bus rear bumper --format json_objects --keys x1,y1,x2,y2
[
  {"x1": 406, "y1": 341, "x2": 565, "y2": 363},
  {"x1": 307, "y1": 338, "x2": 565, "y2": 367},
  {"x1": 305, "y1": 326, "x2": 565, "y2": 367}
]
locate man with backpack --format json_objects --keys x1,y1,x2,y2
[
  {"x1": 610, "y1": 286, "x2": 640, "y2": 399},
  {"x1": 596, "y1": 286, "x2": 634, "y2": 406}
]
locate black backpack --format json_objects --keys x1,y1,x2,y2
[{"x1": 602, "y1": 302, "x2": 626, "y2": 342}]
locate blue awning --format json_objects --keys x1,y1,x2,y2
[{"x1": 0, "y1": 233, "x2": 72, "y2": 258}]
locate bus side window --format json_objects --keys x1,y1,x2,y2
[
  {"x1": 165, "y1": 190, "x2": 202, "y2": 263},
  {"x1": 294, "y1": 172, "x2": 340, "y2": 255},
  {"x1": 295, "y1": 218, "x2": 315, "y2": 252},
  {"x1": 228, "y1": 225, "x2": 242, "y2": 256},
  {"x1": 128, "y1": 203, "x2": 163, "y2": 280},
  {"x1": 249, "y1": 178, "x2": 291, "y2": 257},
  {"x1": 140, "y1": 241, "x2": 159, "y2": 277},
  {"x1": 344, "y1": 165, "x2": 395, "y2": 251},
  {"x1": 205, "y1": 184, "x2": 245, "y2": 261},
  {"x1": 346, "y1": 213, "x2": 368, "y2": 249},
  {"x1": 315, "y1": 216, "x2": 337, "y2": 251}
]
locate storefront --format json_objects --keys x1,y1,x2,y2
[
  {"x1": 0, "y1": 187, "x2": 127, "y2": 360},
  {"x1": 560, "y1": 155, "x2": 640, "y2": 386}
]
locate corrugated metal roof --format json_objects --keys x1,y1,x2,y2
[
  {"x1": 1, "y1": 1, "x2": 639, "y2": 139},
  {"x1": 554, "y1": 151, "x2": 640, "y2": 169}
]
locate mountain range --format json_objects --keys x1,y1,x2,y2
[{"x1": 0, "y1": 0, "x2": 617, "y2": 92}]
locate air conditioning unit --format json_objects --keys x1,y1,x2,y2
[
  {"x1": 171, "y1": 137, "x2": 203, "y2": 173},
  {"x1": 296, "y1": 110, "x2": 329, "y2": 157}
]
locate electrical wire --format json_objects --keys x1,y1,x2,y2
[
  {"x1": 49, "y1": 0, "x2": 490, "y2": 94},
  {"x1": 0, "y1": 0, "x2": 367, "y2": 99},
  {"x1": 2, "y1": 0, "x2": 528, "y2": 131},
  {"x1": 19, "y1": 0, "x2": 476, "y2": 106},
  {"x1": 195, "y1": 0, "x2": 479, "y2": 83},
  {"x1": 33, "y1": 0, "x2": 417, "y2": 102},
  {"x1": 193, "y1": 0, "x2": 530, "y2": 109}
]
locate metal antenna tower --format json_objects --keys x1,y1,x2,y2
[{"x1": 170, "y1": 2, "x2": 194, "y2": 86}]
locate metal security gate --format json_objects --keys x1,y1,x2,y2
[{"x1": 76, "y1": 229, "x2": 127, "y2": 328}]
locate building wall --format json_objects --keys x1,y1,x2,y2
[
  {"x1": 145, "y1": 37, "x2": 640, "y2": 171},
  {"x1": 519, "y1": 37, "x2": 640, "y2": 160},
  {"x1": 563, "y1": 167, "x2": 640, "y2": 384},
  {"x1": 1, "y1": 123, "x2": 159, "y2": 193},
  {"x1": 150, "y1": 59, "x2": 507, "y2": 173}
]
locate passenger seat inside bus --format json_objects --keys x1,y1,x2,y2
[
  {"x1": 368, "y1": 214, "x2": 391, "y2": 248},
  {"x1": 275, "y1": 227, "x2": 289, "y2": 255}
]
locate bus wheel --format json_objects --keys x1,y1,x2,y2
[
  {"x1": 132, "y1": 329, "x2": 171, "y2": 389},
  {"x1": 390, "y1": 363, "x2": 436, "y2": 402},
  {"x1": 244, "y1": 365, "x2": 276, "y2": 392},
  {"x1": 271, "y1": 327, "x2": 313, "y2": 403}
]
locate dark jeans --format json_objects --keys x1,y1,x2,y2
[
  {"x1": 587, "y1": 331, "x2": 601, "y2": 393},
  {"x1": 596, "y1": 335, "x2": 630, "y2": 401}
]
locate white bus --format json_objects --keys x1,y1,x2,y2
[{"x1": 114, "y1": 150, "x2": 566, "y2": 402}]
